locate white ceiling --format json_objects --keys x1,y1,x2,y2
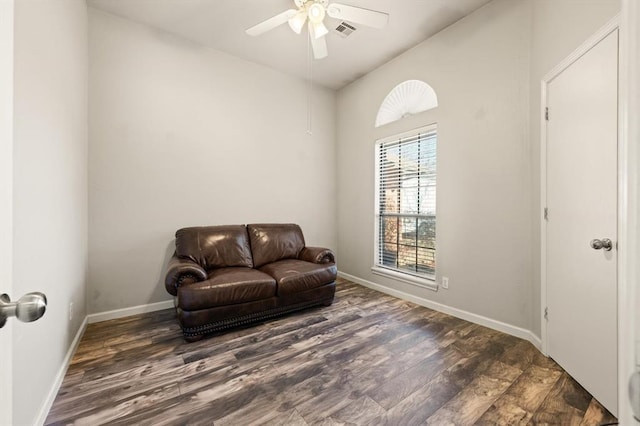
[{"x1": 88, "y1": 0, "x2": 493, "y2": 90}]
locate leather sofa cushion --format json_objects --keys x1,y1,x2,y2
[
  {"x1": 175, "y1": 225, "x2": 253, "y2": 269},
  {"x1": 248, "y1": 223, "x2": 306, "y2": 268},
  {"x1": 259, "y1": 259, "x2": 337, "y2": 296},
  {"x1": 178, "y1": 267, "x2": 275, "y2": 311}
]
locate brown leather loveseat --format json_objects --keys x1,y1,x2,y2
[{"x1": 165, "y1": 223, "x2": 337, "y2": 341}]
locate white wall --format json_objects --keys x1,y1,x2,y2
[
  {"x1": 528, "y1": 0, "x2": 620, "y2": 336},
  {"x1": 88, "y1": 10, "x2": 337, "y2": 314},
  {"x1": 337, "y1": 0, "x2": 533, "y2": 330},
  {"x1": 336, "y1": 0, "x2": 620, "y2": 338},
  {"x1": 12, "y1": 0, "x2": 88, "y2": 424}
]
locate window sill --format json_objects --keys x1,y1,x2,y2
[{"x1": 371, "y1": 266, "x2": 438, "y2": 291}]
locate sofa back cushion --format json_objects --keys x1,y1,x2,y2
[
  {"x1": 248, "y1": 223, "x2": 306, "y2": 268},
  {"x1": 175, "y1": 225, "x2": 253, "y2": 269}
]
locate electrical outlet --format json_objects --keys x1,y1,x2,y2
[
  {"x1": 441, "y1": 277, "x2": 449, "y2": 289},
  {"x1": 69, "y1": 302, "x2": 74, "y2": 321}
]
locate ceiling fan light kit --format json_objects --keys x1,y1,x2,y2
[
  {"x1": 288, "y1": 11, "x2": 307, "y2": 34},
  {"x1": 246, "y1": 0, "x2": 389, "y2": 59}
]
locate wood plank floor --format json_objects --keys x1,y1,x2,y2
[{"x1": 46, "y1": 278, "x2": 617, "y2": 425}]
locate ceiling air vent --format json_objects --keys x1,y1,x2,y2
[{"x1": 334, "y1": 22, "x2": 356, "y2": 38}]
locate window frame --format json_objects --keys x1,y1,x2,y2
[{"x1": 372, "y1": 124, "x2": 438, "y2": 291}]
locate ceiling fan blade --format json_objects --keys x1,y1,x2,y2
[
  {"x1": 309, "y1": 22, "x2": 328, "y2": 59},
  {"x1": 326, "y1": 3, "x2": 388, "y2": 29},
  {"x1": 312, "y1": 21, "x2": 329, "y2": 39},
  {"x1": 246, "y1": 9, "x2": 298, "y2": 36}
]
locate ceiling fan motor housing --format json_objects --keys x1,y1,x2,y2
[{"x1": 295, "y1": 0, "x2": 329, "y2": 8}]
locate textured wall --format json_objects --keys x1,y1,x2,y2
[
  {"x1": 528, "y1": 0, "x2": 620, "y2": 336},
  {"x1": 88, "y1": 10, "x2": 337, "y2": 313},
  {"x1": 336, "y1": 0, "x2": 620, "y2": 338},
  {"x1": 337, "y1": 0, "x2": 533, "y2": 330}
]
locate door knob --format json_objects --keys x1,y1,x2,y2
[
  {"x1": 0, "y1": 292, "x2": 47, "y2": 328},
  {"x1": 590, "y1": 238, "x2": 613, "y2": 251}
]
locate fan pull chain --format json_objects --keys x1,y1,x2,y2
[{"x1": 306, "y1": 30, "x2": 313, "y2": 135}]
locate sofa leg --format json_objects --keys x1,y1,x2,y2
[{"x1": 322, "y1": 299, "x2": 334, "y2": 307}]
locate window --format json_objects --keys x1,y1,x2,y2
[{"x1": 374, "y1": 125, "x2": 437, "y2": 288}]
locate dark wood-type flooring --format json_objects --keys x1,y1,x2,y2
[{"x1": 46, "y1": 278, "x2": 617, "y2": 425}]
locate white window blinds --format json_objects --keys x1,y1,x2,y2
[{"x1": 375, "y1": 126, "x2": 437, "y2": 279}]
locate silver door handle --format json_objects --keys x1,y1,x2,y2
[
  {"x1": 0, "y1": 292, "x2": 47, "y2": 328},
  {"x1": 590, "y1": 238, "x2": 613, "y2": 251}
]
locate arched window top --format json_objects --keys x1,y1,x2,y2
[{"x1": 375, "y1": 80, "x2": 438, "y2": 128}]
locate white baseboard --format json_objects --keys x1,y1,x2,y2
[
  {"x1": 86, "y1": 299, "x2": 174, "y2": 324},
  {"x1": 338, "y1": 271, "x2": 542, "y2": 351},
  {"x1": 35, "y1": 316, "x2": 88, "y2": 426}
]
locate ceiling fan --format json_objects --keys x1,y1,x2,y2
[{"x1": 246, "y1": 0, "x2": 389, "y2": 59}]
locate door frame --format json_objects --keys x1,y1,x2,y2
[
  {"x1": 619, "y1": 0, "x2": 639, "y2": 424},
  {"x1": 0, "y1": 0, "x2": 13, "y2": 424}
]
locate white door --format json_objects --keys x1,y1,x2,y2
[
  {"x1": 0, "y1": 1, "x2": 13, "y2": 424},
  {"x1": 546, "y1": 29, "x2": 618, "y2": 415}
]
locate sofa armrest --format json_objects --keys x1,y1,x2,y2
[
  {"x1": 298, "y1": 247, "x2": 335, "y2": 264},
  {"x1": 165, "y1": 253, "x2": 207, "y2": 296}
]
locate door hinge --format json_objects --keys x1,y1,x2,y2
[
  {"x1": 544, "y1": 207, "x2": 548, "y2": 221},
  {"x1": 544, "y1": 307, "x2": 549, "y2": 320},
  {"x1": 545, "y1": 107, "x2": 549, "y2": 121}
]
